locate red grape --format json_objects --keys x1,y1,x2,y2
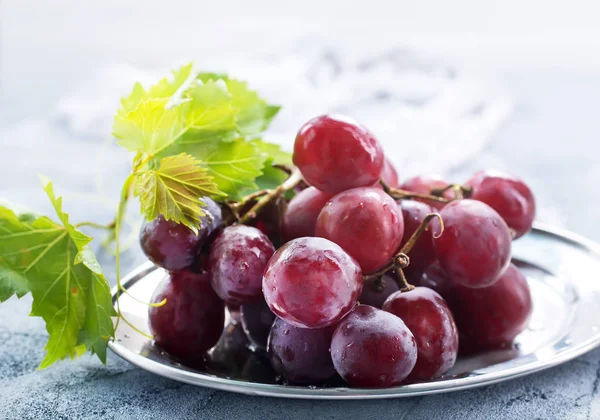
[
  {"x1": 465, "y1": 170, "x2": 536, "y2": 239},
  {"x1": 262, "y1": 237, "x2": 363, "y2": 328},
  {"x1": 140, "y1": 198, "x2": 222, "y2": 270},
  {"x1": 280, "y1": 187, "x2": 333, "y2": 242},
  {"x1": 293, "y1": 115, "x2": 384, "y2": 194},
  {"x1": 417, "y1": 262, "x2": 453, "y2": 295},
  {"x1": 268, "y1": 317, "x2": 335, "y2": 384},
  {"x1": 359, "y1": 273, "x2": 400, "y2": 308},
  {"x1": 315, "y1": 187, "x2": 404, "y2": 273},
  {"x1": 399, "y1": 200, "x2": 437, "y2": 279},
  {"x1": 330, "y1": 305, "x2": 417, "y2": 387},
  {"x1": 208, "y1": 225, "x2": 275, "y2": 305},
  {"x1": 149, "y1": 270, "x2": 225, "y2": 360},
  {"x1": 399, "y1": 174, "x2": 452, "y2": 210},
  {"x1": 240, "y1": 297, "x2": 276, "y2": 350},
  {"x1": 383, "y1": 287, "x2": 458, "y2": 381},
  {"x1": 434, "y1": 199, "x2": 512, "y2": 288},
  {"x1": 442, "y1": 263, "x2": 532, "y2": 355},
  {"x1": 381, "y1": 157, "x2": 400, "y2": 188}
]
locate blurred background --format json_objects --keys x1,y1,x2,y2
[{"x1": 2, "y1": 0, "x2": 600, "y2": 267}]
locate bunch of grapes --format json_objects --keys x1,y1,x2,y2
[{"x1": 142, "y1": 114, "x2": 536, "y2": 388}]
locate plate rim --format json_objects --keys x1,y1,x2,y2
[{"x1": 107, "y1": 222, "x2": 600, "y2": 399}]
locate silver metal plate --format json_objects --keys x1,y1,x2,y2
[{"x1": 108, "y1": 223, "x2": 600, "y2": 399}]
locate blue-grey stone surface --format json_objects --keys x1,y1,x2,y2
[{"x1": 2, "y1": 2, "x2": 600, "y2": 418}]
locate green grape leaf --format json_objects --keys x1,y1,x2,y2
[
  {"x1": 0, "y1": 179, "x2": 116, "y2": 368},
  {"x1": 239, "y1": 140, "x2": 293, "y2": 194},
  {"x1": 251, "y1": 139, "x2": 293, "y2": 166},
  {"x1": 113, "y1": 97, "x2": 187, "y2": 154},
  {"x1": 113, "y1": 65, "x2": 281, "y2": 159},
  {"x1": 134, "y1": 153, "x2": 224, "y2": 231},
  {"x1": 197, "y1": 73, "x2": 280, "y2": 136},
  {"x1": 118, "y1": 63, "x2": 194, "y2": 116},
  {"x1": 170, "y1": 139, "x2": 267, "y2": 200}
]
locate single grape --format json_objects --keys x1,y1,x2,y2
[
  {"x1": 263, "y1": 237, "x2": 363, "y2": 329},
  {"x1": 316, "y1": 187, "x2": 404, "y2": 273},
  {"x1": 383, "y1": 287, "x2": 458, "y2": 381},
  {"x1": 208, "y1": 225, "x2": 275, "y2": 305},
  {"x1": 149, "y1": 270, "x2": 225, "y2": 361},
  {"x1": 434, "y1": 199, "x2": 512, "y2": 288},
  {"x1": 330, "y1": 305, "x2": 417, "y2": 387},
  {"x1": 268, "y1": 317, "x2": 336, "y2": 384},
  {"x1": 399, "y1": 200, "x2": 437, "y2": 279},
  {"x1": 140, "y1": 217, "x2": 206, "y2": 271},
  {"x1": 465, "y1": 170, "x2": 536, "y2": 239},
  {"x1": 293, "y1": 114, "x2": 384, "y2": 194},
  {"x1": 241, "y1": 297, "x2": 276, "y2": 350},
  {"x1": 280, "y1": 187, "x2": 333, "y2": 242},
  {"x1": 140, "y1": 197, "x2": 222, "y2": 270},
  {"x1": 359, "y1": 273, "x2": 400, "y2": 308},
  {"x1": 417, "y1": 262, "x2": 453, "y2": 296},
  {"x1": 381, "y1": 157, "x2": 400, "y2": 188},
  {"x1": 442, "y1": 263, "x2": 532, "y2": 355}
]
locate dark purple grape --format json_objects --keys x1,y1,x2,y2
[
  {"x1": 293, "y1": 115, "x2": 384, "y2": 194},
  {"x1": 139, "y1": 197, "x2": 222, "y2": 270},
  {"x1": 241, "y1": 297, "x2": 276, "y2": 350},
  {"x1": 442, "y1": 263, "x2": 532, "y2": 355},
  {"x1": 434, "y1": 199, "x2": 512, "y2": 288},
  {"x1": 359, "y1": 273, "x2": 400, "y2": 308},
  {"x1": 140, "y1": 216, "x2": 206, "y2": 271},
  {"x1": 399, "y1": 200, "x2": 437, "y2": 279},
  {"x1": 383, "y1": 287, "x2": 458, "y2": 381},
  {"x1": 149, "y1": 270, "x2": 225, "y2": 361},
  {"x1": 263, "y1": 237, "x2": 363, "y2": 329},
  {"x1": 330, "y1": 305, "x2": 417, "y2": 387},
  {"x1": 268, "y1": 317, "x2": 335, "y2": 384},
  {"x1": 465, "y1": 170, "x2": 536, "y2": 239},
  {"x1": 316, "y1": 187, "x2": 404, "y2": 274},
  {"x1": 280, "y1": 187, "x2": 333, "y2": 242},
  {"x1": 208, "y1": 225, "x2": 275, "y2": 305}
]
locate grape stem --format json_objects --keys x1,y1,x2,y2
[
  {"x1": 400, "y1": 213, "x2": 444, "y2": 254},
  {"x1": 74, "y1": 221, "x2": 115, "y2": 230},
  {"x1": 381, "y1": 181, "x2": 450, "y2": 204},
  {"x1": 239, "y1": 168, "x2": 303, "y2": 224},
  {"x1": 392, "y1": 269, "x2": 414, "y2": 292},
  {"x1": 362, "y1": 213, "x2": 444, "y2": 284},
  {"x1": 430, "y1": 184, "x2": 472, "y2": 200}
]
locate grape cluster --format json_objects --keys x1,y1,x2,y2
[{"x1": 143, "y1": 114, "x2": 535, "y2": 388}]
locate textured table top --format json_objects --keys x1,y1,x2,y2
[{"x1": 2, "y1": 3, "x2": 600, "y2": 416}]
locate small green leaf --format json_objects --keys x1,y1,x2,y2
[
  {"x1": 134, "y1": 153, "x2": 223, "y2": 231},
  {"x1": 0, "y1": 180, "x2": 116, "y2": 368},
  {"x1": 114, "y1": 66, "x2": 280, "y2": 158}
]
